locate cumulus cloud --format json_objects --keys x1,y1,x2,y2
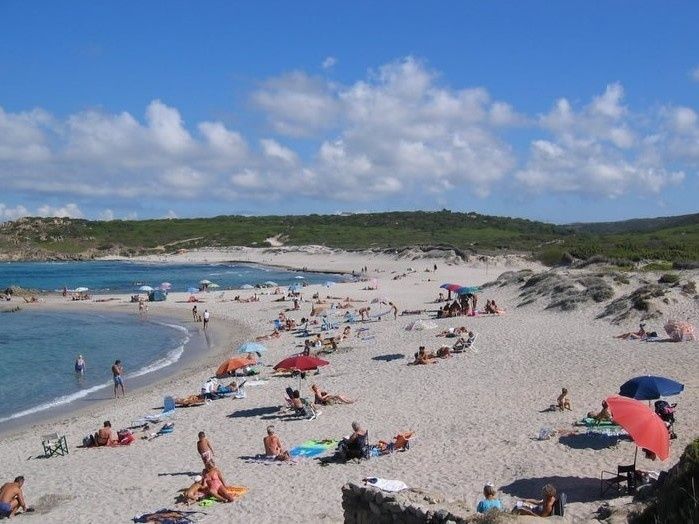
[
  {"x1": 516, "y1": 83, "x2": 685, "y2": 197},
  {"x1": 0, "y1": 203, "x2": 30, "y2": 221},
  {"x1": 322, "y1": 56, "x2": 337, "y2": 69},
  {"x1": 0, "y1": 59, "x2": 696, "y2": 217},
  {"x1": 36, "y1": 203, "x2": 84, "y2": 218}
]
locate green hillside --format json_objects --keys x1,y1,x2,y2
[{"x1": 1, "y1": 210, "x2": 698, "y2": 265}]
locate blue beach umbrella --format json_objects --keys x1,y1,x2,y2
[
  {"x1": 138, "y1": 285, "x2": 154, "y2": 292},
  {"x1": 457, "y1": 286, "x2": 481, "y2": 295},
  {"x1": 619, "y1": 376, "x2": 684, "y2": 400},
  {"x1": 237, "y1": 341, "x2": 267, "y2": 356}
]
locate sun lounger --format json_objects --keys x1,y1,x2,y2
[
  {"x1": 41, "y1": 433, "x2": 68, "y2": 458},
  {"x1": 452, "y1": 333, "x2": 477, "y2": 353},
  {"x1": 133, "y1": 396, "x2": 176, "y2": 426}
]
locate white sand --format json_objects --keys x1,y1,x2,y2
[{"x1": 1, "y1": 248, "x2": 697, "y2": 523}]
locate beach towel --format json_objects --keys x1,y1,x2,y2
[
  {"x1": 575, "y1": 417, "x2": 617, "y2": 427},
  {"x1": 198, "y1": 486, "x2": 248, "y2": 506},
  {"x1": 242, "y1": 454, "x2": 288, "y2": 465},
  {"x1": 290, "y1": 439, "x2": 337, "y2": 458},
  {"x1": 133, "y1": 508, "x2": 204, "y2": 523},
  {"x1": 363, "y1": 477, "x2": 409, "y2": 492}
]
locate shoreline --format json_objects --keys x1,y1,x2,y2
[{"x1": 0, "y1": 299, "x2": 250, "y2": 438}]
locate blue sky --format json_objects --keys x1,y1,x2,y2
[{"x1": 1, "y1": 1, "x2": 697, "y2": 223}]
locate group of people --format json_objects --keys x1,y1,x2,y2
[{"x1": 475, "y1": 482, "x2": 559, "y2": 517}]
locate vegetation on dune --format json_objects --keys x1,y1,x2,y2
[{"x1": 1, "y1": 210, "x2": 698, "y2": 264}]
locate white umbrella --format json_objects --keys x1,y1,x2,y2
[
  {"x1": 240, "y1": 284, "x2": 254, "y2": 290},
  {"x1": 74, "y1": 287, "x2": 89, "y2": 293},
  {"x1": 199, "y1": 279, "x2": 212, "y2": 285},
  {"x1": 208, "y1": 283, "x2": 221, "y2": 289},
  {"x1": 139, "y1": 285, "x2": 154, "y2": 292}
]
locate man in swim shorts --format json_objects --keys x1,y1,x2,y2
[
  {"x1": 112, "y1": 360, "x2": 125, "y2": 398},
  {"x1": 0, "y1": 476, "x2": 29, "y2": 517}
]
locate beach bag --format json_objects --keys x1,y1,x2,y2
[{"x1": 83, "y1": 434, "x2": 96, "y2": 447}]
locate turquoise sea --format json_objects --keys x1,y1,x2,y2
[{"x1": 0, "y1": 261, "x2": 341, "y2": 425}]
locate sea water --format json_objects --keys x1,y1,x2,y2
[
  {"x1": 0, "y1": 261, "x2": 341, "y2": 425},
  {"x1": 0, "y1": 310, "x2": 189, "y2": 424},
  {"x1": 0, "y1": 260, "x2": 339, "y2": 293}
]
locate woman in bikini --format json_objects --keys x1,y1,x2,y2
[
  {"x1": 202, "y1": 461, "x2": 236, "y2": 502},
  {"x1": 311, "y1": 384, "x2": 355, "y2": 405}
]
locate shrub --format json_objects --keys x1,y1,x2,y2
[
  {"x1": 658, "y1": 273, "x2": 680, "y2": 285},
  {"x1": 682, "y1": 280, "x2": 697, "y2": 295}
]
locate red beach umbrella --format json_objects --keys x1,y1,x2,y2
[
  {"x1": 439, "y1": 283, "x2": 463, "y2": 292},
  {"x1": 274, "y1": 355, "x2": 329, "y2": 372},
  {"x1": 605, "y1": 395, "x2": 670, "y2": 461},
  {"x1": 216, "y1": 355, "x2": 257, "y2": 378}
]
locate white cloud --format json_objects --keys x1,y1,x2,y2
[
  {"x1": 164, "y1": 210, "x2": 178, "y2": 219},
  {"x1": 98, "y1": 209, "x2": 115, "y2": 221},
  {"x1": 690, "y1": 66, "x2": 699, "y2": 83},
  {"x1": 36, "y1": 203, "x2": 84, "y2": 218},
  {"x1": 322, "y1": 56, "x2": 337, "y2": 69},
  {"x1": 260, "y1": 138, "x2": 298, "y2": 164},
  {"x1": 0, "y1": 203, "x2": 30, "y2": 221}
]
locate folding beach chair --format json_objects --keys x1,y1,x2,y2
[
  {"x1": 41, "y1": 433, "x2": 69, "y2": 458},
  {"x1": 452, "y1": 333, "x2": 478, "y2": 353},
  {"x1": 601, "y1": 463, "x2": 637, "y2": 496},
  {"x1": 133, "y1": 395, "x2": 176, "y2": 426}
]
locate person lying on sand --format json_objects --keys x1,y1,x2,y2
[
  {"x1": 255, "y1": 329, "x2": 281, "y2": 341},
  {"x1": 409, "y1": 346, "x2": 437, "y2": 365},
  {"x1": 436, "y1": 346, "x2": 452, "y2": 358},
  {"x1": 311, "y1": 384, "x2": 355, "y2": 405},
  {"x1": 587, "y1": 400, "x2": 612, "y2": 422},
  {"x1": 437, "y1": 326, "x2": 468, "y2": 337},
  {"x1": 95, "y1": 421, "x2": 118, "y2": 446},
  {"x1": 0, "y1": 476, "x2": 31, "y2": 518},
  {"x1": 512, "y1": 483, "x2": 557, "y2": 517},
  {"x1": 263, "y1": 425, "x2": 291, "y2": 461},
  {"x1": 557, "y1": 388, "x2": 572, "y2": 411},
  {"x1": 202, "y1": 461, "x2": 237, "y2": 502},
  {"x1": 614, "y1": 323, "x2": 647, "y2": 340}
]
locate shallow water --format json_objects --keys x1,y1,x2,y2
[{"x1": 0, "y1": 310, "x2": 189, "y2": 423}]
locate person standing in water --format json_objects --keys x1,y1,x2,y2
[
  {"x1": 74, "y1": 355, "x2": 86, "y2": 375},
  {"x1": 112, "y1": 360, "x2": 125, "y2": 398}
]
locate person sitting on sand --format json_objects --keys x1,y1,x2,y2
[
  {"x1": 263, "y1": 425, "x2": 291, "y2": 461},
  {"x1": 95, "y1": 421, "x2": 118, "y2": 446},
  {"x1": 197, "y1": 431, "x2": 214, "y2": 465},
  {"x1": 512, "y1": 483, "x2": 557, "y2": 517},
  {"x1": 477, "y1": 483, "x2": 503, "y2": 513},
  {"x1": 311, "y1": 384, "x2": 355, "y2": 405},
  {"x1": 615, "y1": 323, "x2": 647, "y2": 340},
  {"x1": 410, "y1": 346, "x2": 437, "y2": 365},
  {"x1": 557, "y1": 388, "x2": 572, "y2": 411},
  {"x1": 343, "y1": 422, "x2": 368, "y2": 460},
  {"x1": 0, "y1": 476, "x2": 30, "y2": 518},
  {"x1": 202, "y1": 461, "x2": 236, "y2": 503},
  {"x1": 358, "y1": 306, "x2": 371, "y2": 321},
  {"x1": 290, "y1": 390, "x2": 303, "y2": 410},
  {"x1": 587, "y1": 400, "x2": 612, "y2": 422},
  {"x1": 182, "y1": 475, "x2": 206, "y2": 505}
]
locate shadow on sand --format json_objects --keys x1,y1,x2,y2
[{"x1": 500, "y1": 475, "x2": 603, "y2": 503}]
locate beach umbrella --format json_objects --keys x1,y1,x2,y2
[
  {"x1": 138, "y1": 285, "x2": 154, "y2": 292},
  {"x1": 605, "y1": 395, "x2": 670, "y2": 461},
  {"x1": 440, "y1": 283, "x2": 462, "y2": 292},
  {"x1": 160, "y1": 282, "x2": 172, "y2": 289},
  {"x1": 74, "y1": 287, "x2": 89, "y2": 292},
  {"x1": 241, "y1": 284, "x2": 254, "y2": 290},
  {"x1": 664, "y1": 320, "x2": 696, "y2": 342},
  {"x1": 263, "y1": 281, "x2": 278, "y2": 287},
  {"x1": 457, "y1": 286, "x2": 481, "y2": 295},
  {"x1": 236, "y1": 341, "x2": 267, "y2": 356},
  {"x1": 274, "y1": 355, "x2": 328, "y2": 372},
  {"x1": 215, "y1": 355, "x2": 257, "y2": 378},
  {"x1": 199, "y1": 279, "x2": 212, "y2": 285},
  {"x1": 207, "y1": 283, "x2": 221, "y2": 289},
  {"x1": 619, "y1": 376, "x2": 684, "y2": 401}
]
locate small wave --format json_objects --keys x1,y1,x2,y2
[{"x1": 0, "y1": 382, "x2": 110, "y2": 424}]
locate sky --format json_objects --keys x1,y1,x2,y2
[{"x1": 1, "y1": 1, "x2": 698, "y2": 224}]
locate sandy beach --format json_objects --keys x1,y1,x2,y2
[{"x1": 1, "y1": 248, "x2": 697, "y2": 523}]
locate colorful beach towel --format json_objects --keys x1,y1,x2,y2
[
  {"x1": 575, "y1": 417, "x2": 617, "y2": 427},
  {"x1": 198, "y1": 486, "x2": 248, "y2": 507},
  {"x1": 290, "y1": 439, "x2": 337, "y2": 458}
]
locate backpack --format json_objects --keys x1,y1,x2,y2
[{"x1": 553, "y1": 493, "x2": 566, "y2": 516}]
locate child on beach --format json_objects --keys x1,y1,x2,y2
[
  {"x1": 476, "y1": 483, "x2": 503, "y2": 513},
  {"x1": 197, "y1": 431, "x2": 214, "y2": 465},
  {"x1": 557, "y1": 388, "x2": 572, "y2": 411}
]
